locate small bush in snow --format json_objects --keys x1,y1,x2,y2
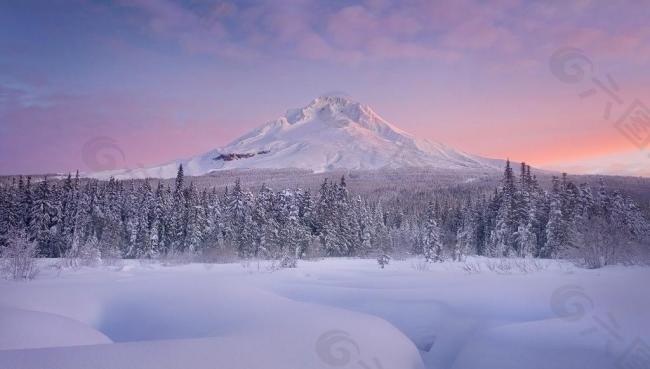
[
  {"x1": 1, "y1": 231, "x2": 39, "y2": 280},
  {"x1": 513, "y1": 258, "x2": 548, "y2": 273},
  {"x1": 482, "y1": 257, "x2": 549, "y2": 274},
  {"x1": 279, "y1": 255, "x2": 298, "y2": 269},
  {"x1": 485, "y1": 258, "x2": 515, "y2": 274},
  {"x1": 462, "y1": 261, "x2": 482, "y2": 274},
  {"x1": 411, "y1": 258, "x2": 430, "y2": 272},
  {"x1": 377, "y1": 254, "x2": 391, "y2": 269}
]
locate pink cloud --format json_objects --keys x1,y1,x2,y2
[{"x1": 326, "y1": 5, "x2": 379, "y2": 48}]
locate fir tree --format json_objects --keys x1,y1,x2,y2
[{"x1": 423, "y1": 202, "x2": 444, "y2": 262}]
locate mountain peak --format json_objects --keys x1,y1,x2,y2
[
  {"x1": 286, "y1": 95, "x2": 380, "y2": 128},
  {"x1": 309, "y1": 95, "x2": 358, "y2": 108},
  {"x1": 89, "y1": 96, "x2": 502, "y2": 179}
]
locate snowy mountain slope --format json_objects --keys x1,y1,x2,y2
[{"x1": 91, "y1": 96, "x2": 502, "y2": 179}]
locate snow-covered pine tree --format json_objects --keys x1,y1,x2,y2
[
  {"x1": 315, "y1": 179, "x2": 338, "y2": 256},
  {"x1": 543, "y1": 177, "x2": 565, "y2": 258},
  {"x1": 489, "y1": 160, "x2": 518, "y2": 257},
  {"x1": 195, "y1": 189, "x2": 212, "y2": 254},
  {"x1": 147, "y1": 182, "x2": 165, "y2": 258},
  {"x1": 98, "y1": 178, "x2": 124, "y2": 261},
  {"x1": 252, "y1": 184, "x2": 277, "y2": 258},
  {"x1": 296, "y1": 188, "x2": 315, "y2": 233},
  {"x1": 131, "y1": 181, "x2": 154, "y2": 258},
  {"x1": 353, "y1": 195, "x2": 373, "y2": 256},
  {"x1": 202, "y1": 187, "x2": 223, "y2": 252},
  {"x1": 0, "y1": 181, "x2": 18, "y2": 248},
  {"x1": 58, "y1": 173, "x2": 76, "y2": 255},
  {"x1": 455, "y1": 200, "x2": 477, "y2": 261},
  {"x1": 332, "y1": 176, "x2": 354, "y2": 256},
  {"x1": 226, "y1": 179, "x2": 255, "y2": 258},
  {"x1": 423, "y1": 201, "x2": 444, "y2": 262},
  {"x1": 371, "y1": 201, "x2": 390, "y2": 256},
  {"x1": 512, "y1": 162, "x2": 537, "y2": 257},
  {"x1": 29, "y1": 177, "x2": 55, "y2": 257},
  {"x1": 183, "y1": 182, "x2": 203, "y2": 255},
  {"x1": 275, "y1": 189, "x2": 309, "y2": 265},
  {"x1": 560, "y1": 174, "x2": 580, "y2": 250},
  {"x1": 18, "y1": 176, "x2": 33, "y2": 232},
  {"x1": 168, "y1": 165, "x2": 186, "y2": 256}
]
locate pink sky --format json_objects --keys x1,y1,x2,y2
[{"x1": 1, "y1": 0, "x2": 649, "y2": 176}]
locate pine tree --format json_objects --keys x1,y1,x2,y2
[
  {"x1": 226, "y1": 179, "x2": 255, "y2": 258},
  {"x1": 0, "y1": 182, "x2": 18, "y2": 248},
  {"x1": 99, "y1": 178, "x2": 124, "y2": 260},
  {"x1": 147, "y1": 182, "x2": 165, "y2": 258},
  {"x1": 455, "y1": 201, "x2": 477, "y2": 261},
  {"x1": 423, "y1": 202, "x2": 444, "y2": 262},
  {"x1": 129, "y1": 181, "x2": 155, "y2": 258},
  {"x1": 202, "y1": 187, "x2": 222, "y2": 252},
  {"x1": 332, "y1": 176, "x2": 354, "y2": 256},
  {"x1": 168, "y1": 165, "x2": 186, "y2": 255},
  {"x1": 371, "y1": 202, "x2": 390, "y2": 256},
  {"x1": 316, "y1": 179, "x2": 338, "y2": 256},
  {"x1": 275, "y1": 189, "x2": 308, "y2": 264},
  {"x1": 489, "y1": 160, "x2": 518, "y2": 257},
  {"x1": 543, "y1": 177, "x2": 565, "y2": 258},
  {"x1": 19, "y1": 176, "x2": 33, "y2": 231},
  {"x1": 29, "y1": 178, "x2": 54, "y2": 257},
  {"x1": 512, "y1": 162, "x2": 537, "y2": 257},
  {"x1": 183, "y1": 182, "x2": 203, "y2": 255},
  {"x1": 253, "y1": 184, "x2": 277, "y2": 258},
  {"x1": 354, "y1": 196, "x2": 373, "y2": 256}
]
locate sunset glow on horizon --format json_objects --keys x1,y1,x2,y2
[{"x1": 2, "y1": 0, "x2": 650, "y2": 176}]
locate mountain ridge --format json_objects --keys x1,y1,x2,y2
[{"x1": 90, "y1": 96, "x2": 503, "y2": 179}]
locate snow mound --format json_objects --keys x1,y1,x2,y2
[
  {"x1": 0, "y1": 262, "x2": 424, "y2": 369},
  {"x1": 0, "y1": 307, "x2": 112, "y2": 350},
  {"x1": 3, "y1": 258, "x2": 647, "y2": 369}
]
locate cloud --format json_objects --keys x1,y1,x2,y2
[{"x1": 110, "y1": 0, "x2": 497, "y2": 64}]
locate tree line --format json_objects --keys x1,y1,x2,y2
[{"x1": 0, "y1": 162, "x2": 648, "y2": 268}]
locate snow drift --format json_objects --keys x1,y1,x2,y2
[{"x1": 1, "y1": 258, "x2": 648, "y2": 369}]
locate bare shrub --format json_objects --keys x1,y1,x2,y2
[
  {"x1": 485, "y1": 258, "x2": 515, "y2": 274},
  {"x1": 462, "y1": 261, "x2": 481, "y2": 274},
  {"x1": 513, "y1": 258, "x2": 548, "y2": 273},
  {"x1": 279, "y1": 255, "x2": 297, "y2": 268},
  {"x1": 411, "y1": 258, "x2": 430, "y2": 272},
  {"x1": 1, "y1": 231, "x2": 39, "y2": 280},
  {"x1": 64, "y1": 236, "x2": 102, "y2": 268},
  {"x1": 199, "y1": 243, "x2": 239, "y2": 264},
  {"x1": 567, "y1": 214, "x2": 644, "y2": 269},
  {"x1": 482, "y1": 257, "x2": 549, "y2": 274},
  {"x1": 99, "y1": 240, "x2": 123, "y2": 267},
  {"x1": 377, "y1": 253, "x2": 391, "y2": 269},
  {"x1": 160, "y1": 250, "x2": 195, "y2": 266}
]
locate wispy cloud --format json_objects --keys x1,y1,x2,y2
[{"x1": 2, "y1": 0, "x2": 650, "y2": 175}]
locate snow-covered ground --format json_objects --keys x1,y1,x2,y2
[{"x1": 1, "y1": 257, "x2": 649, "y2": 369}]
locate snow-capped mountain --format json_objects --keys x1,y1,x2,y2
[{"x1": 91, "y1": 96, "x2": 502, "y2": 179}]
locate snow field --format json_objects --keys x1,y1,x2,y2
[{"x1": 0, "y1": 257, "x2": 649, "y2": 369}]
